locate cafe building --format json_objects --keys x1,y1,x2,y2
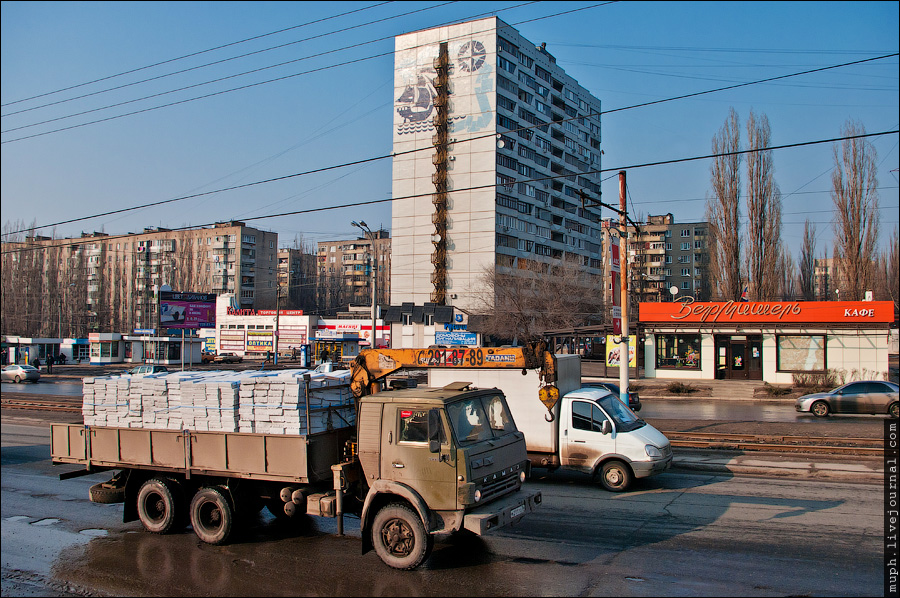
[{"x1": 638, "y1": 300, "x2": 894, "y2": 384}]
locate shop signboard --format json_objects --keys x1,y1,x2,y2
[
  {"x1": 639, "y1": 300, "x2": 894, "y2": 324},
  {"x1": 246, "y1": 330, "x2": 273, "y2": 352},
  {"x1": 435, "y1": 331, "x2": 478, "y2": 346},
  {"x1": 610, "y1": 236, "x2": 621, "y2": 334},
  {"x1": 158, "y1": 291, "x2": 216, "y2": 329}
]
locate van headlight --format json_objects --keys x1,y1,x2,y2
[{"x1": 645, "y1": 445, "x2": 662, "y2": 458}]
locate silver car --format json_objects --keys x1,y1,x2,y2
[
  {"x1": 2, "y1": 364, "x2": 41, "y2": 383},
  {"x1": 795, "y1": 380, "x2": 899, "y2": 418}
]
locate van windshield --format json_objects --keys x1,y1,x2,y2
[
  {"x1": 447, "y1": 394, "x2": 516, "y2": 445},
  {"x1": 596, "y1": 395, "x2": 645, "y2": 432}
]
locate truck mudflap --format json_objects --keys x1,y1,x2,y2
[{"x1": 462, "y1": 488, "x2": 541, "y2": 535}]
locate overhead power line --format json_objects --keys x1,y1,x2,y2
[
  {"x1": 0, "y1": 1, "x2": 459, "y2": 119},
  {"x1": 0, "y1": 1, "x2": 396, "y2": 108},
  {"x1": 0, "y1": 2, "x2": 616, "y2": 143},
  {"x1": 4, "y1": 46, "x2": 896, "y2": 238},
  {"x1": 4, "y1": 128, "x2": 896, "y2": 252}
]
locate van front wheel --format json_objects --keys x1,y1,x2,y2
[{"x1": 599, "y1": 460, "x2": 632, "y2": 492}]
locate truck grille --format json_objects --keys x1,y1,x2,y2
[{"x1": 478, "y1": 471, "x2": 519, "y2": 502}]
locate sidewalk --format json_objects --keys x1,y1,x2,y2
[{"x1": 583, "y1": 375, "x2": 799, "y2": 402}]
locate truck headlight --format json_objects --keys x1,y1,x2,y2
[
  {"x1": 645, "y1": 445, "x2": 662, "y2": 458},
  {"x1": 474, "y1": 489, "x2": 482, "y2": 503},
  {"x1": 520, "y1": 471, "x2": 526, "y2": 483}
]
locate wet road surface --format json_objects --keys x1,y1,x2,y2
[{"x1": 1, "y1": 419, "x2": 884, "y2": 597}]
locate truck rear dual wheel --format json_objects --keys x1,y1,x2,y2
[
  {"x1": 190, "y1": 487, "x2": 234, "y2": 545},
  {"x1": 372, "y1": 504, "x2": 433, "y2": 570},
  {"x1": 137, "y1": 478, "x2": 183, "y2": 534}
]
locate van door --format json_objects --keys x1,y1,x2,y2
[{"x1": 561, "y1": 399, "x2": 615, "y2": 474}]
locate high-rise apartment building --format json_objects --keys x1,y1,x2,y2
[
  {"x1": 623, "y1": 214, "x2": 710, "y2": 303},
  {"x1": 316, "y1": 230, "x2": 391, "y2": 315},
  {"x1": 276, "y1": 247, "x2": 317, "y2": 312},
  {"x1": 1, "y1": 221, "x2": 277, "y2": 337},
  {"x1": 391, "y1": 17, "x2": 604, "y2": 311}
]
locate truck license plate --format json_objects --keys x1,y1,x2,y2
[{"x1": 511, "y1": 504, "x2": 525, "y2": 518}]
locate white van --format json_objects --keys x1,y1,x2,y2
[{"x1": 429, "y1": 355, "x2": 672, "y2": 491}]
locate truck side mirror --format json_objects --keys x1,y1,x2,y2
[
  {"x1": 600, "y1": 420, "x2": 611, "y2": 435},
  {"x1": 428, "y1": 408, "x2": 443, "y2": 453}
]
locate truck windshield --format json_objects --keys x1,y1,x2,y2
[
  {"x1": 596, "y1": 395, "x2": 645, "y2": 433},
  {"x1": 447, "y1": 394, "x2": 516, "y2": 445}
]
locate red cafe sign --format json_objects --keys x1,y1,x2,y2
[{"x1": 639, "y1": 300, "x2": 894, "y2": 324}]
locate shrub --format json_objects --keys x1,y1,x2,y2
[
  {"x1": 666, "y1": 381, "x2": 697, "y2": 394},
  {"x1": 763, "y1": 382, "x2": 792, "y2": 396}
]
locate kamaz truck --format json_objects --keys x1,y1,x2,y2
[{"x1": 51, "y1": 383, "x2": 541, "y2": 570}]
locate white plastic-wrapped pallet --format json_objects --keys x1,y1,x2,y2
[{"x1": 82, "y1": 368, "x2": 355, "y2": 435}]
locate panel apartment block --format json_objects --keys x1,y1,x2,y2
[{"x1": 391, "y1": 17, "x2": 604, "y2": 311}]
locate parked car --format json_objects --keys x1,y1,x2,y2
[
  {"x1": 214, "y1": 352, "x2": 243, "y2": 364},
  {"x1": 201, "y1": 352, "x2": 216, "y2": 364},
  {"x1": 582, "y1": 381, "x2": 642, "y2": 412},
  {"x1": 127, "y1": 365, "x2": 169, "y2": 375},
  {"x1": 795, "y1": 380, "x2": 899, "y2": 418},
  {"x1": 2, "y1": 364, "x2": 41, "y2": 383}
]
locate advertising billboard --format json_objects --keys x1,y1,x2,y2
[{"x1": 158, "y1": 291, "x2": 216, "y2": 329}]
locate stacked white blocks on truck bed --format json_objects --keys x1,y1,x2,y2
[{"x1": 82, "y1": 369, "x2": 354, "y2": 435}]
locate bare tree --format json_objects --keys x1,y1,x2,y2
[
  {"x1": 798, "y1": 220, "x2": 817, "y2": 300},
  {"x1": 745, "y1": 110, "x2": 783, "y2": 300},
  {"x1": 472, "y1": 259, "x2": 604, "y2": 342},
  {"x1": 875, "y1": 226, "x2": 899, "y2": 310},
  {"x1": 831, "y1": 119, "x2": 879, "y2": 300},
  {"x1": 779, "y1": 249, "x2": 796, "y2": 300},
  {"x1": 706, "y1": 108, "x2": 743, "y2": 301}
]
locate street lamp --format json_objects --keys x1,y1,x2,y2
[{"x1": 351, "y1": 221, "x2": 378, "y2": 349}]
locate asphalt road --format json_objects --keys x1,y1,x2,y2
[{"x1": 1, "y1": 420, "x2": 885, "y2": 597}]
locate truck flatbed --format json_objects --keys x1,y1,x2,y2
[{"x1": 51, "y1": 424, "x2": 352, "y2": 484}]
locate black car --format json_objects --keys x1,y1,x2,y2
[{"x1": 582, "y1": 381, "x2": 641, "y2": 412}]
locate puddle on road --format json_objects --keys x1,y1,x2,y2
[
  {"x1": 79, "y1": 529, "x2": 109, "y2": 537},
  {"x1": 4, "y1": 515, "x2": 32, "y2": 523},
  {"x1": 31, "y1": 518, "x2": 62, "y2": 526}
]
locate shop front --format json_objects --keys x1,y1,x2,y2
[{"x1": 639, "y1": 300, "x2": 894, "y2": 384}]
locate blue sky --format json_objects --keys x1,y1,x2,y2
[{"x1": 2, "y1": 1, "x2": 897, "y2": 260}]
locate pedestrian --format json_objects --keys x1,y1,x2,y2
[
  {"x1": 320, "y1": 348, "x2": 330, "y2": 364},
  {"x1": 47, "y1": 355, "x2": 53, "y2": 374},
  {"x1": 292, "y1": 347, "x2": 297, "y2": 361}
]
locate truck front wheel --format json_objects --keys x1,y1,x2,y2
[
  {"x1": 190, "y1": 487, "x2": 234, "y2": 545},
  {"x1": 599, "y1": 460, "x2": 632, "y2": 492},
  {"x1": 137, "y1": 478, "x2": 182, "y2": 534},
  {"x1": 372, "y1": 504, "x2": 433, "y2": 570}
]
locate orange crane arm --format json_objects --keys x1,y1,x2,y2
[{"x1": 350, "y1": 341, "x2": 559, "y2": 412}]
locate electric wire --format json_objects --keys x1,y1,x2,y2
[
  {"x1": 0, "y1": 1, "x2": 396, "y2": 108},
  {"x1": 3, "y1": 128, "x2": 896, "y2": 256},
  {"x1": 0, "y1": 2, "x2": 614, "y2": 142},
  {"x1": 4, "y1": 50, "x2": 896, "y2": 237},
  {"x1": 0, "y1": 1, "x2": 462, "y2": 123}
]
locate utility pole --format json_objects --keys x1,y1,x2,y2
[
  {"x1": 352, "y1": 221, "x2": 378, "y2": 349},
  {"x1": 618, "y1": 171, "x2": 629, "y2": 405},
  {"x1": 274, "y1": 286, "x2": 281, "y2": 365}
]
